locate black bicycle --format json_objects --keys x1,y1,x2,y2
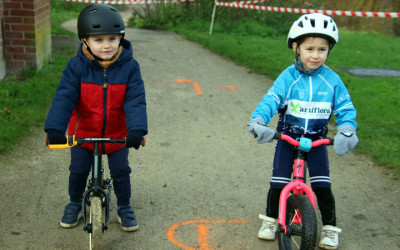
[{"x1": 46, "y1": 135, "x2": 145, "y2": 250}]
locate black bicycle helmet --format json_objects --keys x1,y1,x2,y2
[{"x1": 77, "y1": 4, "x2": 125, "y2": 39}]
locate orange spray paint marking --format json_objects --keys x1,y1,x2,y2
[
  {"x1": 197, "y1": 224, "x2": 211, "y2": 250},
  {"x1": 175, "y1": 79, "x2": 202, "y2": 95},
  {"x1": 217, "y1": 85, "x2": 240, "y2": 92},
  {"x1": 167, "y1": 220, "x2": 248, "y2": 250}
]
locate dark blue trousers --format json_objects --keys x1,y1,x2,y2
[
  {"x1": 68, "y1": 146, "x2": 132, "y2": 206},
  {"x1": 266, "y1": 133, "x2": 336, "y2": 226},
  {"x1": 270, "y1": 133, "x2": 331, "y2": 189}
]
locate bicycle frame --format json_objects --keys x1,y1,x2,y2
[
  {"x1": 47, "y1": 135, "x2": 145, "y2": 250},
  {"x1": 81, "y1": 139, "x2": 117, "y2": 233},
  {"x1": 278, "y1": 149, "x2": 315, "y2": 234},
  {"x1": 46, "y1": 135, "x2": 145, "y2": 233},
  {"x1": 275, "y1": 133, "x2": 332, "y2": 234}
]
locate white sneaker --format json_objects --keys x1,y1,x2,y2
[
  {"x1": 257, "y1": 214, "x2": 278, "y2": 240},
  {"x1": 318, "y1": 225, "x2": 342, "y2": 250}
]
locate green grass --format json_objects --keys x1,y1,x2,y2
[
  {"x1": 175, "y1": 20, "x2": 293, "y2": 78},
  {"x1": 0, "y1": 0, "x2": 129, "y2": 154},
  {"x1": 1, "y1": 2, "x2": 399, "y2": 177},
  {"x1": 0, "y1": 56, "x2": 68, "y2": 153},
  {"x1": 131, "y1": 13, "x2": 400, "y2": 176},
  {"x1": 0, "y1": 0, "x2": 83, "y2": 154},
  {"x1": 186, "y1": 22, "x2": 400, "y2": 175},
  {"x1": 50, "y1": 0, "x2": 86, "y2": 35}
]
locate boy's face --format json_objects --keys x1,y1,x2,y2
[
  {"x1": 292, "y1": 37, "x2": 330, "y2": 71},
  {"x1": 83, "y1": 34, "x2": 122, "y2": 60}
]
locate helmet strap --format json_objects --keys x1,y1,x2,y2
[
  {"x1": 294, "y1": 51, "x2": 331, "y2": 76},
  {"x1": 294, "y1": 53, "x2": 314, "y2": 76},
  {"x1": 82, "y1": 40, "x2": 105, "y2": 62},
  {"x1": 82, "y1": 39, "x2": 123, "y2": 63}
]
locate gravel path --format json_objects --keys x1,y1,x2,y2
[{"x1": 0, "y1": 12, "x2": 399, "y2": 250}]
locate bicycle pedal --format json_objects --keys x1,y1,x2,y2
[{"x1": 83, "y1": 224, "x2": 93, "y2": 233}]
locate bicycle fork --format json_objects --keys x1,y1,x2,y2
[
  {"x1": 82, "y1": 142, "x2": 112, "y2": 234},
  {"x1": 278, "y1": 154, "x2": 316, "y2": 234}
]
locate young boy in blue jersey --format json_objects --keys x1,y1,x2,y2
[
  {"x1": 247, "y1": 13, "x2": 358, "y2": 249},
  {"x1": 45, "y1": 4, "x2": 147, "y2": 232}
]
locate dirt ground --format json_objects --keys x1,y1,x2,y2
[{"x1": 0, "y1": 10, "x2": 399, "y2": 250}]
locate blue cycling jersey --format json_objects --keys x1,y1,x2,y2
[{"x1": 251, "y1": 63, "x2": 357, "y2": 135}]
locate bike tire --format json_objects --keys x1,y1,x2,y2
[
  {"x1": 278, "y1": 194, "x2": 317, "y2": 250},
  {"x1": 89, "y1": 197, "x2": 103, "y2": 250}
]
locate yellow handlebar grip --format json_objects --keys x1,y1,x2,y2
[
  {"x1": 47, "y1": 135, "x2": 77, "y2": 149},
  {"x1": 48, "y1": 144, "x2": 73, "y2": 149}
]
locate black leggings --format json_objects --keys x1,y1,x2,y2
[{"x1": 266, "y1": 187, "x2": 336, "y2": 226}]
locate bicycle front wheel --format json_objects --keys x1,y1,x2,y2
[
  {"x1": 89, "y1": 197, "x2": 103, "y2": 250},
  {"x1": 278, "y1": 194, "x2": 317, "y2": 250}
]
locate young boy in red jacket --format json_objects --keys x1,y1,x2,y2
[{"x1": 45, "y1": 4, "x2": 147, "y2": 232}]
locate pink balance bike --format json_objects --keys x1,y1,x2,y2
[{"x1": 272, "y1": 132, "x2": 333, "y2": 250}]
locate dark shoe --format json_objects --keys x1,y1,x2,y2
[
  {"x1": 117, "y1": 205, "x2": 139, "y2": 232},
  {"x1": 60, "y1": 202, "x2": 82, "y2": 228}
]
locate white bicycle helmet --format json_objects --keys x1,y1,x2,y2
[{"x1": 287, "y1": 13, "x2": 339, "y2": 49}]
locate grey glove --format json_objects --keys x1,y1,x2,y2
[
  {"x1": 334, "y1": 125, "x2": 359, "y2": 156},
  {"x1": 247, "y1": 117, "x2": 275, "y2": 144}
]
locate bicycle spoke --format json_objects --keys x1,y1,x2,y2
[
  {"x1": 289, "y1": 209, "x2": 303, "y2": 227},
  {"x1": 278, "y1": 195, "x2": 317, "y2": 250},
  {"x1": 294, "y1": 209, "x2": 302, "y2": 223},
  {"x1": 291, "y1": 236, "x2": 301, "y2": 249}
]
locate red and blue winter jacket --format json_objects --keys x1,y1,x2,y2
[{"x1": 45, "y1": 39, "x2": 147, "y2": 154}]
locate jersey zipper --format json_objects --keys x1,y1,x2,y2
[
  {"x1": 304, "y1": 75, "x2": 312, "y2": 134},
  {"x1": 102, "y1": 68, "x2": 108, "y2": 153}
]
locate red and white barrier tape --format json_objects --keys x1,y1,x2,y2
[
  {"x1": 215, "y1": 2, "x2": 400, "y2": 18},
  {"x1": 234, "y1": 0, "x2": 268, "y2": 5},
  {"x1": 62, "y1": 0, "x2": 196, "y2": 4}
]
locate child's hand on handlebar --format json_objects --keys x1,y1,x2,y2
[
  {"x1": 125, "y1": 130, "x2": 145, "y2": 150},
  {"x1": 334, "y1": 125, "x2": 359, "y2": 156},
  {"x1": 248, "y1": 117, "x2": 275, "y2": 144},
  {"x1": 46, "y1": 130, "x2": 67, "y2": 144}
]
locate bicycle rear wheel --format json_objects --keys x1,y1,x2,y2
[
  {"x1": 89, "y1": 197, "x2": 103, "y2": 250},
  {"x1": 278, "y1": 194, "x2": 317, "y2": 250}
]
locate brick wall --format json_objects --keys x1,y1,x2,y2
[
  {"x1": 0, "y1": 1, "x2": 6, "y2": 79},
  {"x1": 2, "y1": 0, "x2": 51, "y2": 77}
]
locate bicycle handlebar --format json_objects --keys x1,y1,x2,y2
[
  {"x1": 273, "y1": 132, "x2": 333, "y2": 150},
  {"x1": 45, "y1": 135, "x2": 146, "y2": 149}
]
